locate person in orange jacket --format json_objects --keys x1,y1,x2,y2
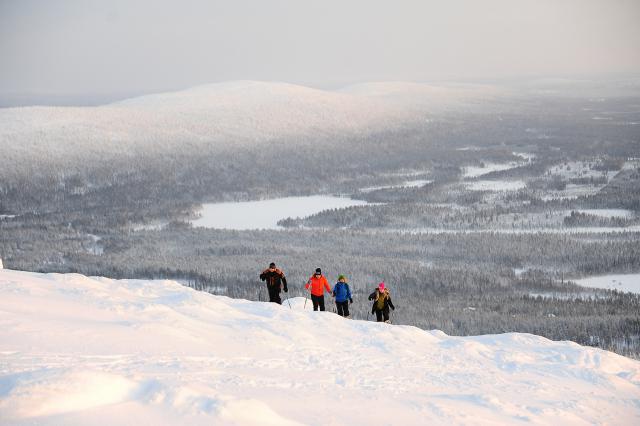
[{"x1": 305, "y1": 268, "x2": 332, "y2": 311}]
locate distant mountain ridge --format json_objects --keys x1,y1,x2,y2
[{"x1": 0, "y1": 80, "x2": 496, "y2": 168}]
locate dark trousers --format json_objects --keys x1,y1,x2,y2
[
  {"x1": 336, "y1": 301, "x2": 350, "y2": 317},
  {"x1": 267, "y1": 285, "x2": 281, "y2": 304},
  {"x1": 375, "y1": 309, "x2": 389, "y2": 322},
  {"x1": 311, "y1": 294, "x2": 325, "y2": 311}
]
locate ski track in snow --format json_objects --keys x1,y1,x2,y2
[{"x1": 0, "y1": 269, "x2": 639, "y2": 425}]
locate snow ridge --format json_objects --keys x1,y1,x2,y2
[{"x1": 0, "y1": 269, "x2": 639, "y2": 425}]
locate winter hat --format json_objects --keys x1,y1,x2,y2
[
  {"x1": 338, "y1": 274, "x2": 346, "y2": 281},
  {"x1": 315, "y1": 268, "x2": 322, "y2": 274},
  {"x1": 378, "y1": 282, "x2": 385, "y2": 291},
  {"x1": 269, "y1": 262, "x2": 276, "y2": 268}
]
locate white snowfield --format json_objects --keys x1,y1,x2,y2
[{"x1": 1, "y1": 270, "x2": 639, "y2": 425}]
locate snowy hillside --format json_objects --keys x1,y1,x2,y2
[
  {"x1": 0, "y1": 81, "x2": 494, "y2": 167},
  {"x1": 0, "y1": 82, "x2": 385, "y2": 164},
  {"x1": 1, "y1": 270, "x2": 639, "y2": 425}
]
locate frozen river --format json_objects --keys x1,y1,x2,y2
[{"x1": 191, "y1": 195, "x2": 368, "y2": 230}]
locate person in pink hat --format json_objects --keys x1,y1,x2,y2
[{"x1": 368, "y1": 282, "x2": 395, "y2": 323}]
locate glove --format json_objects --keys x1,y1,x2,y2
[
  {"x1": 349, "y1": 298, "x2": 353, "y2": 304},
  {"x1": 283, "y1": 286, "x2": 288, "y2": 293}
]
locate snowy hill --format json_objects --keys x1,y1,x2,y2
[
  {"x1": 1, "y1": 269, "x2": 639, "y2": 425},
  {"x1": 0, "y1": 81, "x2": 390, "y2": 166},
  {"x1": 0, "y1": 81, "x2": 493, "y2": 167}
]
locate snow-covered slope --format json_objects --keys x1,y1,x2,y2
[
  {"x1": 0, "y1": 81, "x2": 496, "y2": 167},
  {"x1": 108, "y1": 80, "x2": 396, "y2": 140},
  {"x1": 1, "y1": 269, "x2": 639, "y2": 425},
  {"x1": 0, "y1": 81, "x2": 391, "y2": 166}
]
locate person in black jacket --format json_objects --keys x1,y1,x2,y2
[
  {"x1": 368, "y1": 282, "x2": 395, "y2": 323},
  {"x1": 259, "y1": 262, "x2": 288, "y2": 304}
]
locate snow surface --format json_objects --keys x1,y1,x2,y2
[
  {"x1": 191, "y1": 196, "x2": 368, "y2": 230},
  {"x1": 572, "y1": 273, "x2": 640, "y2": 294},
  {"x1": 463, "y1": 163, "x2": 523, "y2": 178},
  {"x1": 465, "y1": 180, "x2": 527, "y2": 191},
  {"x1": 461, "y1": 153, "x2": 533, "y2": 179},
  {"x1": 1, "y1": 269, "x2": 639, "y2": 425}
]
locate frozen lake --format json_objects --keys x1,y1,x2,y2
[
  {"x1": 571, "y1": 274, "x2": 640, "y2": 295},
  {"x1": 191, "y1": 195, "x2": 368, "y2": 230}
]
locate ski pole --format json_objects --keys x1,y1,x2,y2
[{"x1": 302, "y1": 282, "x2": 308, "y2": 310}]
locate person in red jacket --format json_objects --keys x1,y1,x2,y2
[{"x1": 305, "y1": 268, "x2": 332, "y2": 311}]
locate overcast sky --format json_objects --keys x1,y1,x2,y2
[{"x1": 1, "y1": 0, "x2": 639, "y2": 104}]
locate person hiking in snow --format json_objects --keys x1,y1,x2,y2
[
  {"x1": 305, "y1": 268, "x2": 331, "y2": 311},
  {"x1": 259, "y1": 262, "x2": 288, "y2": 304},
  {"x1": 332, "y1": 275, "x2": 353, "y2": 318},
  {"x1": 368, "y1": 282, "x2": 395, "y2": 323}
]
